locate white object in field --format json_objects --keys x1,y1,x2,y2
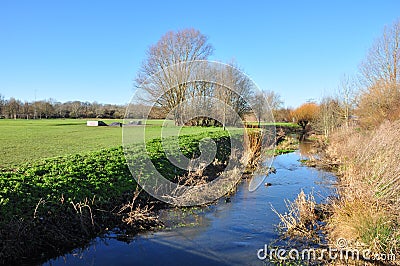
[{"x1": 87, "y1": 121, "x2": 99, "y2": 126}]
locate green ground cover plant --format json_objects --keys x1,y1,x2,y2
[{"x1": 0, "y1": 119, "x2": 221, "y2": 168}]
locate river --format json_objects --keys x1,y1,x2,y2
[{"x1": 44, "y1": 143, "x2": 336, "y2": 266}]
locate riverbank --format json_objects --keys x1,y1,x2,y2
[
  {"x1": 297, "y1": 123, "x2": 400, "y2": 265},
  {"x1": 326, "y1": 122, "x2": 399, "y2": 264},
  {"x1": 43, "y1": 146, "x2": 336, "y2": 265},
  {"x1": 0, "y1": 131, "x2": 242, "y2": 265}
]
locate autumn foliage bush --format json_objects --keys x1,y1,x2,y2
[
  {"x1": 290, "y1": 103, "x2": 319, "y2": 129},
  {"x1": 357, "y1": 81, "x2": 400, "y2": 128}
]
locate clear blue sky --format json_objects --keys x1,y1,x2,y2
[{"x1": 1, "y1": 0, "x2": 399, "y2": 108}]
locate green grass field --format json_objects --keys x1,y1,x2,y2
[
  {"x1": 245, "y1": 121, "x2": 300, "y2": 127},
  {"x1": 0, "y1": 119, "x2": 291, "y2": 168},
  {"x1": 0, "y1": 119, "x2": 222, "y2": 168}
]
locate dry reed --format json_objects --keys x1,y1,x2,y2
[{"x1": 325, "y1": 121, "x2": 400, "y2": 263}]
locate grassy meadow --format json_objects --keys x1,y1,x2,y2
[
  {"x1": 0, "y1": 127, "x2": 237, "y2": 264},
  {"x1": 0, "y1": 119, "x2": 224, "y2": 168}
]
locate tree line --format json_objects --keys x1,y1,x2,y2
[
  {"x1": 0, "y1": 93, "x2": 291, "y2": 122},
  {"x1": 0, "y1": 96, "x2": 157, "y2": 119}
]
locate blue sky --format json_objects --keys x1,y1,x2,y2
[{"x1": 1, "y1": 0, "x2": 399, "y2": 108}]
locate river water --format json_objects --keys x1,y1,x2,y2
[{"x1": 44, "y1": 143, "x2": 336, "y2": 266}]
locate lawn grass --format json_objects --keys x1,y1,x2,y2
[
  {"x1": 245, "y1": 121, "x2": 300, "y2": 128},
  {"x1": 0, "y1": 119, "x2": 223, "y2": 168},
  {"x1": 273, "y1": 122, "x2": 300, "y2": 127}
]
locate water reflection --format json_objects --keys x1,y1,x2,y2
[
  {"x1": 298, "y1": 141, "x2": 314, "y2": 158},
  {"x1": 45, "y1": 151, "x2": 336, "y2": 266}
]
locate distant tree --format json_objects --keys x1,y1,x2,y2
[
  {"x1": 42, "y1": 100, "x2": 55, "y2": 118},
  {"x1": 214, "y1": 62, "x2": 254, "y2": 127},
  {"x1": 22, "y1": 101, "x2": 31, "y2": 119},
  {"x1": 69, "y1": 101, "x2": 82, "y2": 118},
  {"x1": 252, "y1": 90, "x2": 282, "y2": 126},
  {"x1": 0, "y1": 96, "x2": 128, "y2": 119},
  {"x1": 0, "y1": 94, "x2": 5, "y2": 117},
  {"x1": 7, "y1": 97, "x2": 22, "y2": 119},
  {"x1": 336, "y1": 75, "x2": 356, "y2": 128},
  {"x1": 274, "y1": 107, "x2": 293, "y2": 122},
  {"x1": 91, "y1": 102, "x2": 102, "y2": 118},
  {"x1": 315, "y1": 97, "x2": 342, "y2": 137},
  {"x1": 291, "y1": 103, "x2": 319, "y2": 130}
]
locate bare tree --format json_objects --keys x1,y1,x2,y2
[
  {"x1": 252, "y1": 91, "x2": 267, "y2": 127},
  {"x1": 360, "y1": 19, "x2": 400, "y2": 88},
  {"x1": 215, "y1": 62, "x2": 254, "y2": 127},
  {"x1": 265, "y1": 90, "x2": 283, "y2": 112},
  {"x1": 358, "y1": 19, "x2": 400, "y2": 127},
  {"x1": 136, "y1": 28, "x2": 213, "y2": 125},
  {"x1": 252, "y1": 89, "x2": 282, "y2": 126},
  {"x1": 0, "y1": 94, "x2": 5, "y2": 117},
  {"x1": 336, "y1": 75, "x2": 356, "y2": 128},
  {"x1": 315, "y1": 97, "x2": 342, "y2": 137},
  {"x1": 22, "y1": 101, "x2": 31, "y2": 119},
  {"x1": 7, "y1": 97, "x2": 21, "y2": 119},
  {"x1": 225, "y1": 64, "x2": 254, "y2": 125},
  {"x1": 274, "y1": 107, "x2": 292, "y2": 122},
  {"x1": 69, "y1": 101, "x2": 82, "y2": 118}
]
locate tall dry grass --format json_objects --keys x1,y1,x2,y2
[
  {"x1": 326, "y1": 121, "x2": 400, "y2": 260},
  {"x1": 271, "y1": 190, "x2": 319, "y2": 240}
]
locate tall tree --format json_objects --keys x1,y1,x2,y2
[
  {"x1": 360, "y1": 19, "x2": 400, "y2": 87},
  {"x1": 136, "y1": 28, "x2": 213, "y2": 125},
  {"x1": 358, "y1": 19, "x2": 400, "y2": 127}
]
